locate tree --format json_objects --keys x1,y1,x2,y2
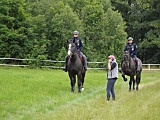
[
  {"x1": 81, "y1": 0, "x2": 127, "y2": 62},
  {"x1": 45, "y1": 1, "x2": 83, "y2": 60},
  {"x1": 0, "y1": 0, "x2": 49, "y2": 62},
  {"x1": 0, "y1": 0, "x2": 129, "y2": 66},
  {"x1": 138, "y1": 0, "x2": 160, "y2": 63},
  {"x1": 0, "y1": 0, "x2": 30, "y2": 58},
  {"x1": 111, "y1": 0, "x2": 160, "y2": 63}
]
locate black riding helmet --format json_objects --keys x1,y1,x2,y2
[
  {"x1": 128, "y1": 37, "x2": 133, "y2": 41},
  {"x1": 73, "y1": 30, "x2": 79, "y2": 35}
]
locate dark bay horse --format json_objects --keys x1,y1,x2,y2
[
  {"x1": 67, "y1": 42, "x2": 86, "y2": 93},
  {"x1": 120, "y1": 51, "x2": 142, "y2": 91}
]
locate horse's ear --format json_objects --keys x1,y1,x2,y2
[
  {"x1": 65, "y1": 41, "x2": 69, "y2": 50},
  {"x1": 125, "y1": 51, "x2": 128, "y2": 54}
]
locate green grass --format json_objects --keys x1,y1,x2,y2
[{"x1": 0, "y1": 67, "x2": 160, "y2": 120}]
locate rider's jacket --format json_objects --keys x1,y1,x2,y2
[
  {"x1": 124, "y1": 43, "x2": 137, "y2": 57},
  {"x1": 69, "y1": 37, "x2": 83, "y2": 51}
]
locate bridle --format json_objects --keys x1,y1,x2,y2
[
  {"x1": 123, "y1": 51, "x2": 131, "y2": 68},
  {"x1": 68, "y1": 43, "x2": 77, "y2": 58},
  {"x1": 68, "y1": 43, "x2": 72, "y2": 57}
]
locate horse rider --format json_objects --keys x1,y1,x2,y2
[
  {"x1": 63, "y1": 30, "x2": 87, "y2": 72},
  {"x1": 124, "y1": 37, "x2": 139, "y2": 71}
]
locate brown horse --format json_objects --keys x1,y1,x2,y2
[
  {"x1": 120, "y1": 51, "x2": 142, "y2": 91},
  {"x1": 67, "y1": 42, "x2": 86, "y2": 92}
]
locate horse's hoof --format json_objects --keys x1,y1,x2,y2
[
  {"x1": 118, "y1": 69, "x2": 122, "y2": 73},
  {"x1": 81, "y1": 87, "x2": 84, "y2": 91},
  {"x1": 136, "y1": 87, "x2": 138, "y2": 90},
  {"x1": 78, "y1": 90, "x2": 81, "y2": 93},
  {"x1": 71, "y1": 88, "x2": 75, "y2": 92},
  {"x1": 124, "y1": 78, "x2": 127, "y2": 82}
]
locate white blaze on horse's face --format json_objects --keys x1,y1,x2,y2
[{"x1": 68, "y1": 44, "x2": 72, "y2": 56}]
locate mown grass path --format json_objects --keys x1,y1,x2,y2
[{"x1": 0, "y1": 67, "x2": 160, "y2": 120}]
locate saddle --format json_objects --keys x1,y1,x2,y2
[
  {"x1": 132, "y1": 57, "x2": 141, "y2": 71},
  {"x1": 78, "y1": 54, "x2": 84, "y2": 63},
  {"x1": 121, "y1": 57, "x2": 138, "y2": 71},
  {"x1": 77, "y1": 51, "x2": 86, "y2": 71},
  {"x1": 132, "y1": 58, "x2": 137, "y2": 64}
]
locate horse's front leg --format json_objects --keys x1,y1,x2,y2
[
  {"x1": 81, "y1": 72, "x2": 85, "y2": 91},
  {"x1": 119, "y1": 69, "x2": 127, "y2": 82},
  {"x1": 121, "y1": 70, "x2": 127, "y2": 82},
  {"x1": 77, "y1": 74, "x2": 82, "y2": 93},
  {"x1": 70, "y1": 75, "x2": 76, "y2": 92},
  {"x1": 132, "y1": 77, "x2": 135, "y2": 90},
  {"x1": 129, "y1": 77, "x2": 132, "y2": 91},
  {"x1": 122, "y1": 74, "x2": 127, "y2": 82},
  {"x1": 136, "y1": 72, "x2": 141, "y2": 90}
]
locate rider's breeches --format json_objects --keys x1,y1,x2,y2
[
  {"x1": 131, "y1": 55, "x2": 137, "y2": 59},
  {"x1": 131, "y1": 55, "x2": 138, "y2": 62},
  {"x1": 131, "y1": 55, "x2": 139, "y2": 70},
  {"x1": 80, "y1": 52, "x2": 87, "y2": 68}
]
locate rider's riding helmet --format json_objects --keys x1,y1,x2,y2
[
  {"x1": 73, "y1": 30, "x2": 79, "y2": 35},
  {"x1": 128, "y1": 37, "x2": 133, "y2": 41},
  {"x1": 108, "y1": 55, "x2": 115, "y2": 61}
]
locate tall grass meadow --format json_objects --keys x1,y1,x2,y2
[{"x1": 0, "y1": 67, "x2": 160, "y2": 120}]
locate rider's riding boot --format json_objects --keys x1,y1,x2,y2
[
  {"x1": 84, "y1": 60, "x2": 87, "y2": 71},
  {"x1": 135, "y1": 58, "x2": 140, "y2": 72},
  {"x1": 82, "y1": 55, "x2": 87, "y2": 71},
  {"x1": 136, "y1": 60, "x2": 140, "y2": 72},
  {"x1": 122, "y1": 75, "x2": 127, "y2": 82}
]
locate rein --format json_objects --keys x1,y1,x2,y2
[
  {"x1": 68, "y1": 43, "x2": 78, "y2": 58},
  {"x1": 123, "y1": 53, "x2": 131, "y2": 68}
]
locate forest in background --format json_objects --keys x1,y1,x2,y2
[{"x1": 0, "y1": 0, "x2": 159, "y2": 66}]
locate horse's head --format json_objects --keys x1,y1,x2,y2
[
  {"x1": 122, "y1": 51, "x2": 131, "y2": 68},
  {"x1": 123, "y1": 51, "x2": 131, "y2": 61},
  {"x1": 67, "y1": 43, "x2": 77, "y2": 57}
]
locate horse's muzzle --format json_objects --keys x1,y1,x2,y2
[{"x1": 68, "y1": 50, "x2": 71, "y2": 56}]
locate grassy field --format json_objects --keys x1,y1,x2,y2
[{"x1": 0, "y1": 67, "x2": 160, "y2": 120}]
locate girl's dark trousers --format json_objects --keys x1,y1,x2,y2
[{"x1": 106, "y1": 78, "x2": 117, "y2": 101}]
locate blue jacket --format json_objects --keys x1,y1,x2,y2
[
  {"x1": 70, "y1": 37, "x2": 83, "y2": 51},
  {"x1": 124, "y1": 43, "x2": 137, "y2": 56}
]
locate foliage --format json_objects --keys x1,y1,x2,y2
[
  {"x1": 111, "y1": 0, "x2": 160, "y2": 63},
  {"x1": 0, "y1": 0, "x2": 159, "y2": 66},
  {"x1": 0, "y1": 0, "x2": 49, "y2": 61}
]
